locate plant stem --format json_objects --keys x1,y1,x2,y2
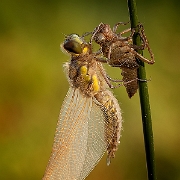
[{"x1": 127, "y1": 0, "x2": 156, "y2": 180}]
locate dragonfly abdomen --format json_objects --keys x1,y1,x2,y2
[{"x1": 94, "y1": 90, "x2": 122, "y2": 165}]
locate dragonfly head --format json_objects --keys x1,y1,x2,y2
[{"x1": 63, "y1": 34, "x2": 89, "y2": 55}]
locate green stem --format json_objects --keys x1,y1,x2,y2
[{"x1": 127, "y1": 0, "x2": 156, "y2": 180}]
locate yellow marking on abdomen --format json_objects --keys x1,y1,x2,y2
[
  {"x1": 92, "y1": 75, "x2": 100, "y2": 92},
  {"x1": 80, "y1": 66, "x2": 91, "y2": 82}
]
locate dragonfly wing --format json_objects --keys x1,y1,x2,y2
[
  {"x1": 43, "y1": 87, "x2": 90, "y2": 179},
  {"x1": 78, "y1": 99, "x2": 108, "y2": 179},
  {"x1": 43, "y1": 87, "x2": 107, "y2": 180}
]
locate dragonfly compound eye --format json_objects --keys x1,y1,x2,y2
[{"x1": 63, "y1": 34, "x2": 83, "y2": 54}]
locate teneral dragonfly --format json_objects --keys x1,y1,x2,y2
[
  {"x1": 91, "y1": 22, "x2": 154, "y2": 98},
  {"x1": 43, "y1": 34, "x2": 122, "y2": 180}
]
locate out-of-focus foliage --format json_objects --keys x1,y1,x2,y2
[{"x1": 0, "y1": 0, "x2": 180, "y2": 179}]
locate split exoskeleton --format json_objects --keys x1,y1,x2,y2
[{"x1": 90, "y1": 22, "x2": 155, "y2": 98}]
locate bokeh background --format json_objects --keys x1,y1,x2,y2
[{"x1": 1, "y1": 0, "x2": 180, "y2": 179}]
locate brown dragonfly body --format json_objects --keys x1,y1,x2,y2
[{"x1": 43, "y1": 34, "x2": 122, "y2": 180}]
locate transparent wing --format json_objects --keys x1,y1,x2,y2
[
  {"x1": 43, "y1": 87, "x2": 108, "y2": 180},
  {"x1": 78, "y1": 97, "x2": 108, "y2": 180}
]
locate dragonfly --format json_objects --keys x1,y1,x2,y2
[
  {"x1": 91, "y1": 22, "x2": 155, "y2": 98},
  {"x1": 43, "y1": 34, "x2": 122, "y2": 180}
]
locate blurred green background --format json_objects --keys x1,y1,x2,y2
[{"x1": 1, "y1": 0, "x2": 180, "y2": 179}]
